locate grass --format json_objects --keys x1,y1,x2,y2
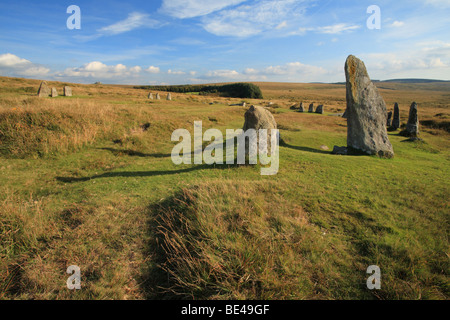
[{"x1": 0, "y1": 76, "x2": 448, "y2": 300}]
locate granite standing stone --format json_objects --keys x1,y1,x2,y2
[
  {"x1": 37, "y1": 81, "x2": 51, "y2": 97},
  {"x1": 148, "y1": 93, "x2": 153, "y2": 100},
  {"x1": 387, "y1": 111, "x2": 392, "y2": 127},
  {"x1": 167, "y1": 93, "x2": 172, "y2": 101},
  {"x1": 156, "y1": 93, "x2": 160, "y2": 100},
  {"x1": 64, "y1": 86, "x2": 72, "y2": 97},
  {"x1": 308, "y1": 103, "x2": 314, "y2": 113},
  {"x1": 343, "y1": 55, "x2": 394, "y2": 158},
  {"x1": 51, "y1": 88, "x2": 58, "y2": 98},
  {"x1": 391, "y1": 103, "x2": 400, "y2": 130},
  {"x1": 400, "y1": 102, "x2": 420, "y2": 139},
  {"x1": 315, "y1": 105, "x2": 324, "y2": 114},
  {"x1": 298, "y1": 102, "x2": 304, "y2": 113},
  {"x1": 243, "y1": 105, "x2": 278, "y2": 156}
]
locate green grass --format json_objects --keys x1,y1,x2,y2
[{"x1": 0, "y1": 76, "x2": 448, "y2": 300}]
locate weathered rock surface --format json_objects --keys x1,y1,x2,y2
[
  {"x1": 308, "y1": 103, "x2": 314, "y2": 113},
  {"x1": 387, "y1": 111, "x2": 392, "y2": 127},
  {"x1": 51, "y1": 88, "x2": 58, "y2": 98},
  {"x1": 400, "y1": 102, "x2": 420, "y2": 139},
  {"x1": 298, "y1": 103, "x2": 304, "y2": 113},
  {"x1": 392, "y1": 103, "x2": 400, "y2": 130},
  {"x1": 148, "y1": 93, "x2": 153, "y2": 100},
  {"x1": 243, "y1": 105, "x2": 278, "y2": 155},
  {"x1": 38, "y1": 81, "x2": 51, "y2": 97},
  {"x1": 64, "y1": 86, "x2": 72, "y2": 97},
  {"x1": 315, "y1": 105, "x2": 324, "y2": 114},
  {"x1": 344, "y1": 55, "x2": 394, "y2": 158},
  {"x1": 155, "y1": 93, "x2": 161, "y2": 100},
  {"x1": 167, "y1": 93, "x2": 172, "y2": 101}
]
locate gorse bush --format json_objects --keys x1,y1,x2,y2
[{"x1": 135, "y1": 83, "x2": 264, "y2": 99}]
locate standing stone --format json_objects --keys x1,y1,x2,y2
[
  {"x1": 391, "y1": 103, "x2": 400, "y2": 130},
  {"x1": 343, "y1": 55, "x2": 394, "y2": 158},
  {"x1": 400, "y1": 102, "x2": 420, "y2": 139},
  {"x1": 155, "y1": 93, "x2": 161, "y2": 100},
  {"x1": 51, "y1": 88, "x2": 58, "y2": 98},
  {"x1": 315, "y1": 105, "x2": 324, "y2": 114},
  {"x1": 308, "y1": 103, "x2": 314, "y2": 113},
  {"x1": 167, "y1": 93, "x2": 172, "y2": 101},
  {"x1": 243, "y1": 105, "x2": 278, "y2": 156},
  {"x1": 298, "y1": 102, "x2": 304, "y2": 113},
  {"x1": 148, "y1": 93, "x2": 153, "y2": 100},
  {"x1": 64, "y1": 86, "x2": 72, "y2": 97},
  {"x1": 387, "y1": 111, "x2": 393, "y2": 127},
  {"x1": 37, "y1": 81, "x2": 51, "y2": 97}
]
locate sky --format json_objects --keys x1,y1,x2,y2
[{"x1": 0, "y1": 0, "x2": 449, "y2": 85}]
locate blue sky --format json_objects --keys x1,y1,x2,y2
[{"x1": 0, "y1": 0, "x2": 449, "y2": 84}]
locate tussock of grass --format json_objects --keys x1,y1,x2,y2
[{"x1": 151, "y1": 181, "x2": 364, "y2": 300}]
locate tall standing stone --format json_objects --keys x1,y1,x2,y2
[
  {"x1": 37, "y1": 81, "x2": 51, "y2": 97},
  {"x1": 308, "y1": 103, "x2": 314, "y2": 113},
  {"x1": 51, "y1": 88, "x2": 58, "y2": 98},
  {"x1": 343, "y1": 55, "x2": 394, "y2": 158},
  {"x1": 64, "y1": 86, "x2": 72, "y2": 97},
  {"x1": 391, "y1": 103, "x2": 400, "y2": 130},
  {"x1": 155, "y1": 93, "x2": 161, "y2": 100},
  {"x1": 148, "y1": 93, "x2": 153, "y2": 100},
  {"x1": 387, "y1": 111, "x2": 393, "y2": 127},
  {"x1": 167, "y1": 93, "x2": 172, "y2": 101},
  {"x1": 400, "y1": 102, "x2": 420, "y2": 139},
  {"x1": 315, "y1": 105, "x2": 324, "y2": 114}
]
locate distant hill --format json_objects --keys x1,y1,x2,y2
[
  {"x1": 334, "y1": 79, "x2": 449, "y2": 85},
  {"x1": 382, "y1": 79, "x2": 450, "y2": 84}
]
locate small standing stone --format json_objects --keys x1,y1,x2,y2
[
  {"x1": 51, "y1": 88, "x2": 58, "y2": 98},
  {"x1": 148, "y1": 93, "x2": 153, "y2": 100},
  {"x1": 400, "y1": 102, "x2": 420, "y2": 139},
  {"x1": 156, "y1": 93, "x2": 161, "y2": 100},
  {"x1": 243, "y1": 105, "x2": 278, "y2": 156},
  {"x1": 392, "y1": 103, "x2": 400, "y2": 130},
  {"x1": 315, "y1": 105, "x2": 324, "y2": 114},
  {"x1": 37, "y1": 81, "x2": 51, "y2": 97},
  {"x1": 387, "y1": 111, "x2": 393, "y2": 127},
  {"x1": 167, "y1": 93, "x2": 172, "y2": 101},
  {"x1": 308, "y1": 103, "x2": 314, "y2": 113},
  {"x1": 64, "y1": 86, "x2": 72, "y2": 97},
  {"x1": 298, "y1": 102, "x2": 304, "y2": 113}
]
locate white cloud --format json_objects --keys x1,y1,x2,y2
[
  {"x1": 201, "y1": 0, "x2": 309, "y2": 37},
  {"x1": 0, "y1": 53, "x2": 50, "y2": 77},
  {"x1": 56, "y1": 61, "x2": 143, "y2": 80},
  {"x1": 391, "y1": 21, "x2": 405, "y2": 28},
  {"x1": 98, "y1": 12, "x2": 161, "y2": 35},
  {"x1": 289, "y1": 23, "x2": 360, "y2": 36},
  {"x1": 205, "y1": 69, "x2": 240, "y2": 79},
  {"x1": 168, "y1": 69, "x2": 186, "y2": 75},
  {"x1": 146, "y1": 66, "x2": 160, "y2": 74},
  {"x1": 0, "y1": 53, "x2": 30, "y2": 67},
  {"x1": 316, "y1": 23, "x2": 360, "y2": 34},
  {"x1": 200, "y1": 61, "x2": 329, "y2": 82},
  {"x1": 360, "y1": 41, "x2": 450, "y2": 79},
  {"x1": 160, "y1": 0, "x2": 246, "y2": 19}
]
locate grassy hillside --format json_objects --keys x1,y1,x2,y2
[{"x1": 0, "y1": 76, "x2": 448, "y2": 300}]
